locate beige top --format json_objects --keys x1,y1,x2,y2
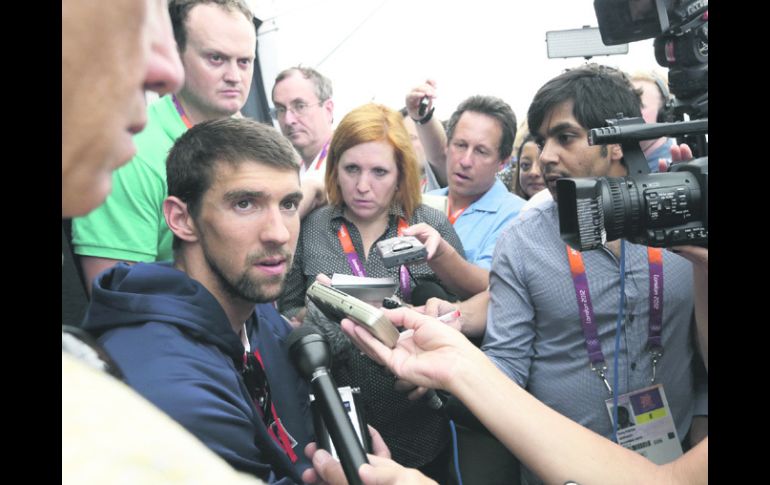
[{"x1": 62, "y1": 352, "x2": 265, "y2": 485}]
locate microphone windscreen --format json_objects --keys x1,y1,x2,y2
[
  {"x1": 286, "y1": 324, "x2": 318, "y2": 351},
  {"x1": 287, "y1": 326, "x2": 331, "y2": 378},
  {"x1": 411, "y1": 281, "x2": 451, "y2": 307}
]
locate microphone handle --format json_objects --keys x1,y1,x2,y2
[
  {"x1": 311, "y1": 370, "x2": 368, "y2": 485},
  {"x1": 423, "y1": 389, "x2": 444, "y2": 411}
]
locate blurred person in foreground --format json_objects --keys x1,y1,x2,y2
[{"x1": 63, "y1": 0, "x2": 272, "y2": 482}]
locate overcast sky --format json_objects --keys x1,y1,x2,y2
[{"x1": 253, "y1": 0, "x2": 664, "y2": 127}]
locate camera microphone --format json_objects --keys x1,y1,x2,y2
[
  {"x1": 588, "y1": 118, "x2": 707, "y2": 145},
  {"x1": 287, "y1": 327, "x2": 367, "y2": 485}
]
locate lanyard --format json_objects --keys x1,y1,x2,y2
[
  {"x1": 314, "y1": 140, "x2": 330, "y2": 171},
  {"x1": 337, "y1": 218, "x2": 412, "y2": 301},
  {"x1": 566, "y1": 245, "x2": 665, "y2": 395},
  {"x1": 447, "y1": 200, "x2": 467, "y2": 225},
  {"x1": 171, "y1": 94, "x2": 193, "y2": 129},
  {"x1": 646, "y1": 247, "x2": 664, "y2": 382},
  {"x1": 242, "y1": 349, "x2": 298, "y2": 463}
]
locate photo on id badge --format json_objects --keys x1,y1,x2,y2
[{"x1": 605, "y1": 384, "x2": 683, "y2": 464}]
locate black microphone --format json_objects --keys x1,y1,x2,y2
[
  {"x1": 410, "y1": 280, "x2": 451, "y2": 307},
  {"x1": 287, "y1": 327, "x2": 367, "y2": 485}
]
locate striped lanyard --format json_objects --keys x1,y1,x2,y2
[
  {"x1": 566, "y1": 245, "x2": 664, "y2": 395},
  {"x1": 337, "y1": 218, "x2": 412, "y2": 302},
  {"x1": 171, "y1": 94, "x2": 193, "y2": 129},
  {"x1": 314, "y1": 140, "x2": 330, "y2": 171}
]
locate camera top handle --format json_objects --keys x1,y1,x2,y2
[{"x1": 589, "y1": 116, "x2": 708, "y2": 176}]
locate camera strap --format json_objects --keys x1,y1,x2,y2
[
  {"x1": 566, "y1": 245, "x2": 665, "y2": 395},
  {"x1": 337, "y1": 219, "x2": 413, "y2": 301}
]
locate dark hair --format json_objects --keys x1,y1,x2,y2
[
  {"x1": 445, "y1": 95, "x2": 517, "y2": 162},
  {"x1": 272, "y1": 66, "x2": 333, "y2": 103},
  {"x1": 169, "y1": 0, "x2": 254, "y2": 53},
  {"x1": 166, "y1": 118, "x2": 299, "y2": 249},
  {"x1": 325, "y1": 103, "x2": 422, "y2": 220},
  {"x1": 512, "y1": 133, "x2": 538, "y2": 199},
  {"x1": 527, "y1": 63, "x2": 642, "y2": 139}
]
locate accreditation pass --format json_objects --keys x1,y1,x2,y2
[{"x1": 605, "y1": 384, "x2": 683, "y2": 464}]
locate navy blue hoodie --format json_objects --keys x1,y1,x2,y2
[{"x1": 82, "y1": 262, "x2": 314, "y2": 483}]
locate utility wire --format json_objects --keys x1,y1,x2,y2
[{"x1": 316, "y1": 0, "x2": 390, "y2": 67}]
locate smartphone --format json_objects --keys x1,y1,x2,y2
[
  {"x1": 306, "y1": 282, "x2": 400, "y2": 348},
  {"x1": 418, "y1": 96, "x2": 430, "y2": 116}
]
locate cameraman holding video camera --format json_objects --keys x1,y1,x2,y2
[{"x1": 480, "y1": 62, "x2": 707, "y2": 484}]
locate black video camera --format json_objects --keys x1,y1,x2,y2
[
  {"x1": 555, "y1": 0, "x2": 709, "y2": 252},
  {"x1": 557, "y1": 116, "x2": 707, "y2": 251},
  {"x1": 594, "y1": 0, "x2": 708, "y2": 120}
]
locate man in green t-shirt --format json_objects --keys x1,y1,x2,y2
[{"x1": 72, "y1": 0, "x2": 257, "y2": 293}]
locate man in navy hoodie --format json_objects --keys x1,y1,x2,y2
[{"x1": 82, "y1": 117, "x2": 314, "y2": 483}]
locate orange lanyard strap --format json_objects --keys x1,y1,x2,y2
[
  {"x1": 396, "y1": 218, "x2": 409, "y2": 235},
  {"x1": 314, "y1": 140, "x2": 330, "y2": 171},
  {"x1": 336, "y1": 218, "x2": 413, "y2": 300},
  {"x1": 566, "y1": 244, "x2": 665, "y2": 392},
  {"x1": 447, "y1": 201, "x2": 467, "y2": 225},
  {"x1": 171, "y1": 94, "x2": 193, "y2": 129},
  {"x1": 337, "y1": 223, "x2": 366, "y2": 277}
]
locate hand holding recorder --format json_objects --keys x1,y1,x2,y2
[
  {"x1": 306, "y1": 283, "x2": 445, "y2": 410},
  {"x1": 306, "y1": 282, "x2": 400, "y2": 348},
  {"x1": 375, "y1": 236, "x2": 428, "y2": 269}
]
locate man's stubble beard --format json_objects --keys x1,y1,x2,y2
[{"x1": 204, "y1": 245, "x2": 294, "y2": 304}]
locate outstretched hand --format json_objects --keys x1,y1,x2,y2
[{"x1": 341, "y1": 307, "x2": 477, "y2": 392}]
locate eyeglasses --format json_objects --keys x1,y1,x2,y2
[
  {"x1": 270, "y1": 101, "x2": 324, "y2": 120},
  {"x1": 242, "y1": 351, "x2": 273, "y2": 426},
  {"x1": 242, "y1": 350, "x2": 299, "y2": 461}
]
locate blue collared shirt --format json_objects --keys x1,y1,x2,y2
[
  {"x1": 646, "y1": 137, "x2": 675, "y2": 173},
  {"x1": 428, "y1": 179, "x2": 525, "y2": 269},
  {"x1": 482, "y1": 201, "x2": 706, "y2": 444}
]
